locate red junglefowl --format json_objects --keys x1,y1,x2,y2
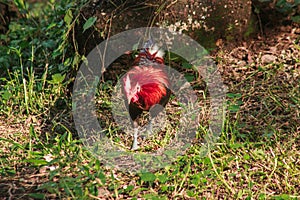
[{"x1": 122, "y1": 40, "x2": 171, "y2": 150}]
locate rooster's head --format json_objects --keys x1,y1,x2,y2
[{"x1": 123, "y1": 74, "x2": 140, "y2": 104}]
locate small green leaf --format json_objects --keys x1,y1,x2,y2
[
  {"x1": 182, "y1": 62, "x2": 192, "y2": 69},
  {"x1": 51, "y1": 73, "x2": 65, "y2": 84},
  {"x1": 186, "y1": 190, "x2": 196, "y2": 197},
  {"x1": 230, "y1": 143, "x2": 243, "y2": 149},
  {"x1": 236, "y1": 100, "x2": 243, "y2": 106},
  {"x1": 26, "y1": 159, "x2": 48, "y2": 165},
  {"x1": 124, "y1": 185, "x2": 134, "y2": 192},
  {"x1": 226, "y1": 93, "x2": 242, "y2": 98},
  {"x1": 243, "y1": 154, "x2": 251, "y2": 160},
  {"x1": 203, "y1": 157, "x2": 210, "y2": 165},
  {"x1": 130, "y1": 187, "x2": 148, "y2": 196},
  {"x1": 2, "y1": 90, "x2": 12, "y2": 101},
  {"x1": 5, "y1": 169, "x2": 16, "y2": 176},
  {"x1": 201, "y1": 178, "x2": 208, "y2": 184},
  {"x1": 47, "y1": 22, "x2": 57, "y2": 30},
  {"x1": 98, "y1": 171, "x2": 106, "y2": 184},
  {"x1": 228, "y1": 104, "x2": 240, "y2": 112},
  {"x1": 27, "y1": 193, "x2": 45, "y2": 199},
  {"x1": 140, "y1": 172, "x2": 156, "y2": 182},
  {"x1": 157, "y1": 174, "x2": 168, "y2": 183},
  {"x1": 291, "y1": 15, "x2": 300, "y2": 23},
  {"x1": 161, "y1": 185, "x2": 168, "y2": 192},
  {"x1": 64, "y1": 9, "x2": 73, "y2": 26},
  {"x1": 184, "y1": 74, "x2": 194, "y2": 82},
  {"x1": 83, "y1": 17, "x2": 97, "y2": 33}
]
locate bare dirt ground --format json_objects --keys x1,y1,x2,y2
[{"x1": 215, "y1": 24, "x2": 299, "y2": 139}]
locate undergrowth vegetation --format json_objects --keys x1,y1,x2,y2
[{"x1": 0, "y1": 0, "x2": 299, "y2": 199}]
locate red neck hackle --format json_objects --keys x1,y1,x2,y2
[{"x1": 123, "y1": 65, "x2": 169, "y2": 110}]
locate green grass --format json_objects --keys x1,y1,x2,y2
[{"x1": 0, "y1": 0, "x2": 300, "y2": 199}]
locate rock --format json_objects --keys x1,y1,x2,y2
[
  {"x1": 261, "y1": 54, "x2": 277, "y2": 64},
  {"x1": 75, "y1": 0, "x2": 253, "y2": 54}
]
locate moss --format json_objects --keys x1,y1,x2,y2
[
  {"x1": 243, "y1": 16, "x2": 257, "y2": 38},
  {"x1": 194, "y1": 29, "x2": 217, "y2": 51}
]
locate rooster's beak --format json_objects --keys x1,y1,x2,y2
[{"x1": 127, "y1": 95, "x2": 132, "y2": 104}]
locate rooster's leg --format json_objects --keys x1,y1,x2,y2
[
  {"x1": 140, "y1": 118, "x2": 152, "y2": 140},
  {"x1": 131, "y1": 122, "x2": 139, "y2": 150},
  {"x1": 146, "y1": 104, "x2": 164, "y2": 136},
  {"x1": 146, "y1": 118, "x2": 153, "y2": 135}
]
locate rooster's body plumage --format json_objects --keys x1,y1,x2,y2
[{"x1": 122, "y1": 40, "x2": 171, "y2": 150}]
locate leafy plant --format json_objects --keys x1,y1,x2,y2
[{"x1": 0, "y1": 0, "x2": 88, "y2": 115}]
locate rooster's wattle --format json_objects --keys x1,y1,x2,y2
[{"x1": 122, "y1": 40, "x2": 171, "y2": 150}]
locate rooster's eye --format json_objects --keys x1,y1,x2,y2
[{"x1": 136, "y1": 85, "x2": 141, "y2": 92}]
